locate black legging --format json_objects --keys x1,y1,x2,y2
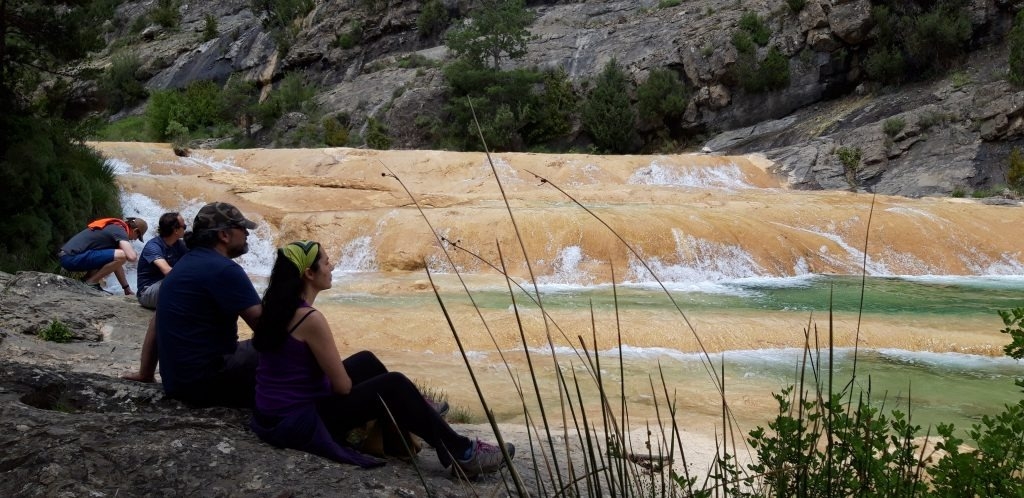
[{"x1": 317, "y1": 350, "x2": 472, "y2": 467}]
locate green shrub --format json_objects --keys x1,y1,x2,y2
[
  {"x1": 93, "y1": 115, "x2": 150, "y2": 141},
  {"x1": 364, "y1": 117, "x2": 390, "y2": 149},
  {"x1": 731, "y1": 30, "x2": 755, "y2": 55},
  {"x1": 523, "y1": 68, "x2": 577, "y2": 146},
  {"x1": 883, "y1": 117, "x2": 906, "y2": 137},
  {"x1": 735, "y1": 46, "x2": 790, "y2": 93},
  {"x1": 323, "y1": 115, "x2": 349, "y2": 146},
  {"x1": 1008, "y1": 147, "x2": 1024, "y2": 193},
  {"x1": 836, "y1": 146, "x2": 861, "y2": 186},
  {"x1": 738, "y1": 11, "x2": 771, "y2": 46},
  {"x1": 417, "y1": 0, "x2": 450, "y2": 38},
  {"x1": 202, "y1": 14, "x2": 218, "y2": 41},
  {"x1": 100, "y1": 52, "x2": 148, "y2": 112},
  {"x1": 335, "y1": 21, "x2": 363, "y2": 49},
  {"x1": 786, "y1": 0, "x2": 806, "y2": 13},
  {"x1": 150, "y1": 0, "x2": 179, "y2": 29},
  {"x1": 1010, "y1": 11, "x2": 1024, "y2": 86},
  {"x1": 951, "y1": 186, "x2": 966, "y2": 197},
  {"x1": 251, "y1": 0, "x2": 315, "y2": 56},
  {"x1": 637, "y1": 68, "x2": 689, "y2": 130},
  {"x1": 440, "y1": 61, "x2": 542, "y2": 151},
  {"x1": 658, "y1": 0, "x2": 682, "y2": 8},
  {"x1": 918, "y1": 110, "x2": 951, "y2": 131},
  {"x1": 39, "y1": 320, "x2": 73, "y2": 343},
  {"x1": 905, "y1": 1, "x2": 971, "y2": 74},
  {"x1": 865, "y1": 45, "x2": 906, "y2": 84},
  {"x1": 145, "y1": 80, "x2": 235, "y2": 140},
  {"x1": 580, "y1": 59, "x2": 639, "y2": 153}
]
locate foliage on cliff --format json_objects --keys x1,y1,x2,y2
[{"x1": 0, "y1": 0, "x2": 122, "y2": 273}]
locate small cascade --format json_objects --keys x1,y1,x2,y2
[
  {"x1": 334, "y1": 236, "x2": 378, "y2": 273},
  {"x1": 628, "y1": 231, "x2": 765, "y2": 286},
  {"x1": 537, "y1": 246, "x2": 595, "y2": 287},
  {"x1": 628, "y1": 159, "x2": 752, "y2": 190},
  {"x1": 108, "y1": 186, "x2": 277, "y2": 293}
]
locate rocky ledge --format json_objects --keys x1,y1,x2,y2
[{"x1": 0, "y1": 271, "x2": 517, "y2": 497}]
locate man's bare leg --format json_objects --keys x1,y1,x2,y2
[{"x1": 122, "y1": 315, "x2": 158, "y2": 383}]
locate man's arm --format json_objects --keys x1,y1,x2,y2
[
  {"x1": 119, "y1": 239, "x2": 138, "y2": 262},
  {"x1": 238, "y1": 304, "x2": 262, "y2": 330},
  {"x1": 153, "y1": 258, "x2": 173, "y2": 275}
]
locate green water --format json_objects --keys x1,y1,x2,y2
[
  {"x1": 328, "y1": 274, "x2": 1024, "y2": 434},
  {"x1": 392, "y1": 274, "x2": 1024, "y2": 317}
]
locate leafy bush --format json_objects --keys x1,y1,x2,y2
[
  {"x1": 735, "y1": 46, "x2": 791, "y2": 93},
  {"x1": 883, "y1": 117, "x2": 906, "y2": 137},
  {"x1": 39, "y1": 320, "x2": 73, "y2": 343},
  {"x1": 865, "y1": 46, "x2": 906, "y2": 84},
  {"x1": 323, "y1": 115, "x2": 349, "y2": 146},
  {"x1": 250, "y1": 0, "x2": 314, "y2": 55},
  {"x1": 581, "y1": 59, "x2": 639, "y2": 153},
  {"x1": 444, "y1": 0, "x2": 533, "y2": 69},
  {"x1": 145, "y1": 80, "x2": 231, "y2": 140},
  {"x1": 1010, "y1": 11, "x2": 1024, "y2": 86},
  {"x1": 738, "y1": 11, "x2": 771, "y2": 46},
  {"x1": 866, "y1": 0, "x2": 972, "y2": 84},
  {"x1": 905, "y1": 1, "x2": 971, "y2": 73},
  {"x1": 523, "y1": 68, "x2": 577, "y2": 146},
  {"x1": 364, "y1": 117, "x2": 390, "y2": 149},
  {"x1": 658, "y1": 0, "x2": 682, "y2": 8},
  {"x1": 99, "y1": 52, "x2": 148, "y2": 112},
  {"x1": 417, "y1": 0, "x2": 450, "y2": 38},
  {"x1": 1008, "y1": 147, "x2": 1024, "y2": 194},
  {"x1": 836, "y1": 146, "x2": 861, "y2": 186},
  {"x1": 335, "y1": 21, "x2": 363, "y2": 49},
  {"x1": 440, "y1": 61, "x2": 544, "y2": 151},
  {"x1": 202, "y1": 14, "x2": 218, "y2": 42},
  {"x1": 786, "y1": 0, "x2": 806, "y2": 13},
  {"x1": 637, "y1": 68, "x2": 689, "y2": 130},
  {"x1": 150, "y1": 0, "x2": 179, "y2": 29},
  {"x1": 731, "y1": 30, "x2": 755, "y2": 55}
]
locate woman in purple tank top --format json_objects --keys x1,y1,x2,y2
[{"x1": 250, "y1": 240, "x2": 514, "y2": 477}]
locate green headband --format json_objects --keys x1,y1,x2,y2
[{"x1": 281, "y1": 240, "x2": 319, "y2": 276}]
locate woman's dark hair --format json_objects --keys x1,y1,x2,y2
[
  {"x1": 253, "y1": 245, "x2": 322, "y2": 352},
  {"x1": 157, "y1": 212, "x2": 181, "y2": 237}
]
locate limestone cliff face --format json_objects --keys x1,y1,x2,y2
[{"x1": 87, "y1": 0, "x2": 1024, "y2": 197}]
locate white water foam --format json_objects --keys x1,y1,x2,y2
[
  {"x1": 184, "y1": 153, "x2": 248, "y2": 173},
  {"x1": 626, "y1": 230, "x2": 765, "y2": 287},
  {"x1": 770, "y1": 220, "x2": 889, "y2": 275},
  {"x1": 628, "y1": 159, "x2": 752, "y2": 190},
  {"x1": 107, "y1": 176, "x2": 277, "y2": 292},
  {"x1": 334, "y1": 235, "x2": 377, "y2": 273},
  {"x1": 105, "y1": 158, "x2": 138, "y2": 175},
  {"x1": 537, "y1": 245, "x2": 595, "y2": 287}
]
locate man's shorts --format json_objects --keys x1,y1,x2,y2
[
  {"x1": 60, "y1": 249, "x2": 115, "y2": 272},
  {"x1": 137, "y1": 280, "x2": 162, "y2": 310}
]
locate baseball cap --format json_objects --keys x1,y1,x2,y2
[
  {"x1": 193, "y1": 202, "x2": 258, "y2": 232},
  {"x1": 126, "y1": 217, "x2": 148, "y2": 242}
]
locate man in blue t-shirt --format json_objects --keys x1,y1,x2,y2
[
  {"x1": 137, "y1": 202, "x2": 262, "y2": 408},
  {"x1": 137, "y1": 212, "x2": 189, "y2": 309},
  {"x1": 122, "y1": 212, "x2": 190, "y2": 383}
]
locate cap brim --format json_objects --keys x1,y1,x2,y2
[{"x1": 241, "y1": 219, "x2": 257, "y2": 229}]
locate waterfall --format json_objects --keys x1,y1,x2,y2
[
  {"x1": 628, "y1": 159, "x2": 753, "y2": 190},
  {"x1": 107, "y1": 159, "x2": 277, "y2": 293}
]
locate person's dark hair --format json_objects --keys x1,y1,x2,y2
[
  {"x1": 253, "y1": 245, "x2": 323, "y2": 352},
  {"x1": 157, "y1": 212, "x2": 181, "y2": 237}
]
